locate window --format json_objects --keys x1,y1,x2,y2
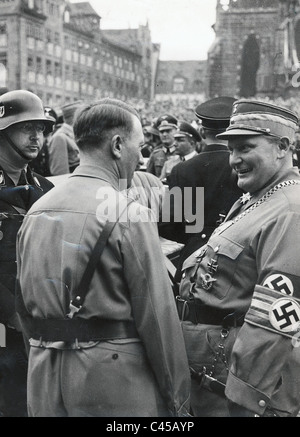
[
  {"x1": 173, "y1": 78, "x2": 185, "y2": 92},
  {"x1": 0, "y1": 23, "x2": 7, "y2": 47},
  {"x1": 27, "y1": 36, "x2": 35, "y2": 50},
  {"x1": 64, "y1": 10, "x2": 70, "y2": 24}
]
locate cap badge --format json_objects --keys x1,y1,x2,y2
[
  {"x1": 0, "y1": 106, "x2": 5, "y2": 118},
  {"x1": 232, "y1": 104, "x2": 238, "y2": 114}
]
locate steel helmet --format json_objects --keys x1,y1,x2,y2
[{"x1": 0, "y1": 90, "x2": 56, "y2": 131}]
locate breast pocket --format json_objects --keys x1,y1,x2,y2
[{"x1": 198, "y1": 235, "x2": 244, "y2": 300}]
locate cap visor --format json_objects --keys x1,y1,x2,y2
[{"x1": 216, "y1": 129, "x2": 264, "y2": 139}]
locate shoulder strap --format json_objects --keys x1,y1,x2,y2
[{"x1": 67, "y1": 198, "x2": 134, "y2": 318}]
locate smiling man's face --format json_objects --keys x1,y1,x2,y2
[{"x1": 228, "y1": 135, "x2": 282, "y2": 193}]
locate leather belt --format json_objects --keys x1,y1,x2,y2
[
  {"x1": 176, "y1": 297, "x2": 244, "y2": 327},
  {"x1": 21, "y1": 317, "x2": 139, "y2": 342}
]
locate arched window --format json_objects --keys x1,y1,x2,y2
[
  {"x1": 64, "y1": 9, "x2": 70, "y2": 24},
  {"x1": 240, "y1": 34, "x2": 260, "y2": 97}
]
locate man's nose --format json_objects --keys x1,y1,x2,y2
[
  {"x1": 229, "y1": 150, "x2": 242, "y2": 167},
  {"x1": 138, "y1": 151, "x2": 144, "y2": 166}
]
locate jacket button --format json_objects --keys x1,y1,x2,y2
[
  {"x1": 201, "y1": 234, "x2": 206, "y2": 239},
  {"x1": 258, "y1": 400, "x2": 266, "y2": 408},
  {"x1": 112, "y1": 354, "x2": 119, "y2": 360}
]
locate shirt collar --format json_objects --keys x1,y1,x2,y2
[
  {"x1": 163, "y1": 145, "x2": 176, "y2": 154},
  {"x1": 183, "y1": 151, "x2": 197, "y2": 161}
]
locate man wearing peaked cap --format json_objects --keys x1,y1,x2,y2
[
  {"x1": 146, "y1": 114, "x2": 178, "y2": 178},
  {"x1": 195, "y1": 96, "x2": 237, "y2": 130},
  {"x1": 156, "y1": 114, "x2": 178, "y2": 131},
  {"x1": 48, "y1": 100, "x2": 84, "y2": 176},
  {"x1": 217, "y1": 99, "x2": 298, "y2": 140},
  {"x1": 176, "y1": 99, "x2": 300, "y2": 417},
  {"x1": 159, "y1": 97, "x2": 242, "y2": 267},
  {"x1": 0, "y1": 89, "x2": 55, "y2": 417},
  {"x1": 159, "y1": 121, "x2": 201, "y2": 184},
  {"x1": 174, "y1": 121, "x2": 202, "y2": 145},
  {"x1": 141, "y1": 125, "x2": 160, "y2": 158}
]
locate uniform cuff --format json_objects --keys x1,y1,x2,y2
[{"x1": 225, "y1": 371, "x2": 270, "y2": 416}]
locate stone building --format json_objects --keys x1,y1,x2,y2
[
  {"x1": 207, "y1": 0, "x2": 300, "y2": 99},
  {"x1": 0, "y1": 0, "x2": 159, "y2": 107},
  {"x1": 155, "y1": 60, "x2": 207, "y2": 100}
]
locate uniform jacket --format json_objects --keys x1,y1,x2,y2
[
  {"x1": 48, "y1": 123, "x2": 80, "y2": 175},
  {"x1": 0, "y1": 165, "x2": 53, "y2": 326},
  {"x1": 179, "y1": 166, "x2": 300, "y2": 416},
  {"x1": 147, "y1": 145, "x2": 177, "y2": 178},
  {"x1": 159, "y1": 144, "x2": 243, "y2": 276},
  {"x1": 16, "y1": 164, "x2": 191, "y2": 417}
]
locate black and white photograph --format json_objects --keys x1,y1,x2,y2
[{"x1": 1, "y1": 0, "x2": 300, "y2": 422}]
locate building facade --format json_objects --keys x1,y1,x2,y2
[
  {"x1": 155, "y1": 60, "x2": 207, "y2": 100},
  {"x1": 207, "y1": 0, "x2": 300, "y2": 99},
  {"x1": 0, "y1": 0, "x2": 159, "y2": 107}
]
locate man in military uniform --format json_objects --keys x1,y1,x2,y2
[
  {"x1": 146, "y1": 114, "x2": 178, "y2": 178},
  {"x1": 159, "y1": 121, "x2": 201, "y2": 184},
  {"x1": 160, "y1": 97, "x2": 242, "y2": 277},
  {"x1": 48, "y1": 100, "x2": 83, "y2": 175},
  {"x1": 16, "y1": 98, "x2": 190, "y2": 417},
  {"x1": 0, "y1": 90, "x2": 55, "y2": 416},
  {"x1": 141, "y1": 124, "x2": 161, "y2": 158},
  {"x1": 177, "y1": 99, "x2": 300, "y2": 417}
]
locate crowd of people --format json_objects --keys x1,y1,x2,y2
[{"x1": 1, "y1": 87, "x2": 300, "y2": 418}]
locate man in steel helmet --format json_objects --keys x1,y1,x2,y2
[{"x1": 0, "y1": 89, "x2": 55, "y2": 416}]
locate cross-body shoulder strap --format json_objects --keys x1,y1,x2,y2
[{"x1": 67, "y1": 198, "x2": 134, "y2": 318}]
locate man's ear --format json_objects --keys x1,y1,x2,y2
[
  {"x1": 278, "y1": 137, "x2": 290, "y2": 157},
  {"x1": 111, "y1": 134, "x2": 123, "y2": 159}
]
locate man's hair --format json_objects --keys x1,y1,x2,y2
[{"x1": 74, "y1": 98, "x2": 140, "y2": 151}]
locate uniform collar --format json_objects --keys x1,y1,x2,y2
[
  {"x1": 70, "y1": 164, "x2": 121, "y2": 191},
  {"x1": 227, "y1": 167, "x2": 300, "y2": 220},
  {"x1": 163, "y1": 144, "x2": 176, "y2": 154},
  {"x1": 0, "y1": 159, "x2": 28, "y2": 186},
  {"x1": 183, "y1": 150, "x2": 198, "y2": 161}
]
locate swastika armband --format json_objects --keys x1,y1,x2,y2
[{"x1": 245, "y1": 285, "x2": 300, "y2": 339}]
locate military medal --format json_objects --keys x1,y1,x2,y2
[
  {"x1": 207, "y1": 259, "x2": 218, "y2": 274},
  {"x1": 200, "y1": 273, "x2": 217, "y2": 291},
  {"x1": 240, "y1": 192, "x2": 252, "y2": 204}
]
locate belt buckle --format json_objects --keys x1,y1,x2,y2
[{"x1": 66, "y1": 297, "x2": 82, "y2": 319}]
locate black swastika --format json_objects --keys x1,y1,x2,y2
[
  {"x1": 273, "y1": 302, "x2": 300, "y2": 329},
  {"x1": 266, "y1": 276, "x2": 292, "y2": 295}
]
